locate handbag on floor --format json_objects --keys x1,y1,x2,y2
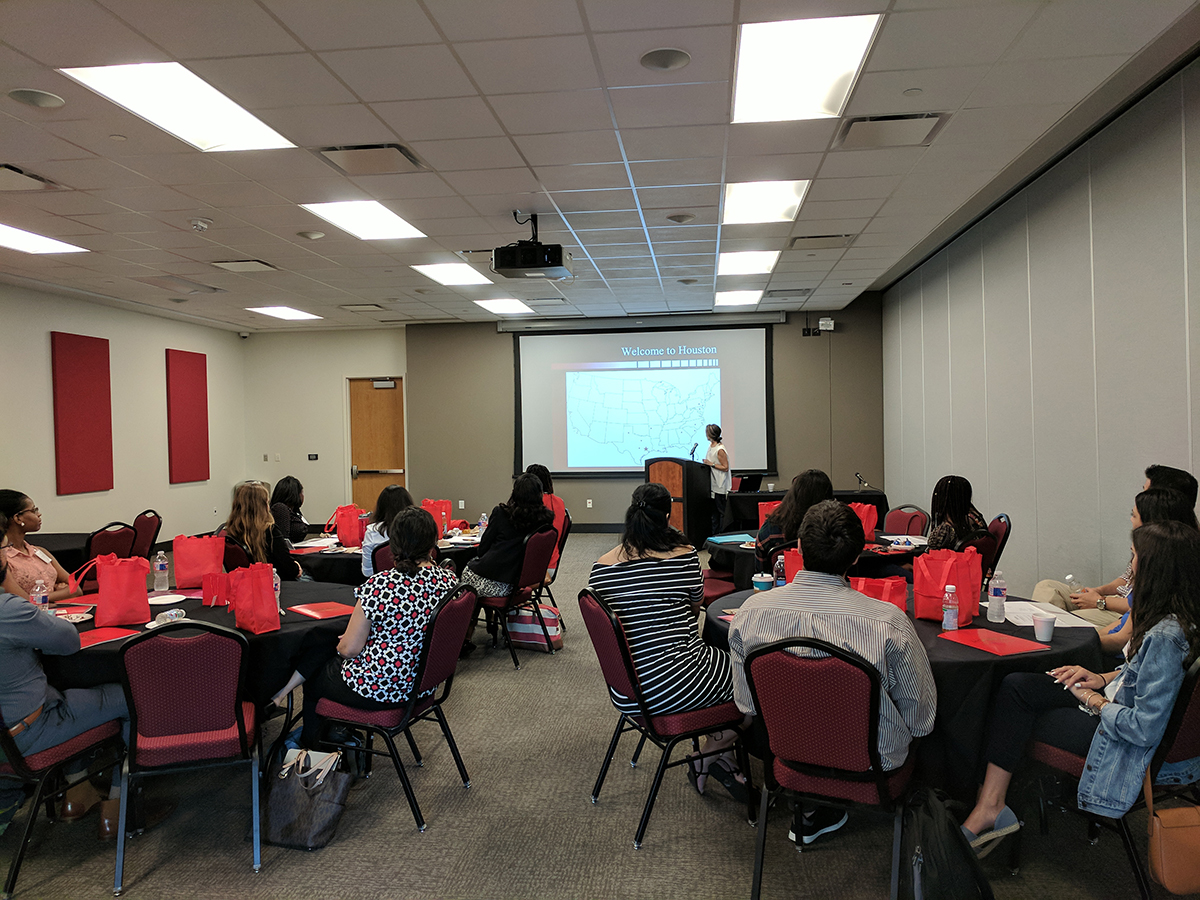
[
  {"x1": 507, "y1": 603, "x2": 563, "y2": 651},
  {"x1": 265, "y1": 749, "x2": 353, "y2": 851},
  {"x1": 1144, "y1": 771, "x2": 1200, "y2": 893}
]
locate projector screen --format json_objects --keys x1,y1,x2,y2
[{"x1": 517, "y1": 327, "x2": 774, "y2": 476}]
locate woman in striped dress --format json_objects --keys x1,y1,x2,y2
[{"x1": 589, "y1": 482, "x2": 749, "y2": 801}]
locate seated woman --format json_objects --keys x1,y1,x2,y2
[
  {"x1": 961, "y1": 520, "x2": 1200, "y2": 855},
  {"x1": 0, "y1": 490, "x2": 82, "y2": 602},
  {"x1": 754, "y1": 469, "x2": 833, "y2": 570},
  {"x1": 525, "y1": 463, "x2": 567, "y2": 577},
  {"x1": 926, "y1": 474, "x2": 990, "y2": 551},
  {"x1": 225, "y1": 482, "x2": 302, "y2": 581},
  {"x1": 269, "y1": 476, "x2": 309, "y2": 545},
  {"x1": 589, "y1": 482, "x2": 749, "y2": 801},
  {"x1": 460, "y1": 473, "x2": 554, "y2": 599},
  {"x1": 360, "y1": 485, "x2": 414, "y2": 577},
  {"x1": 271, "y1": 507, "x2": 458, "y2": 748}
]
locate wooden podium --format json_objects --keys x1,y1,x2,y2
[{"x1": 645, "y1": 457, "x2": 712, "y2": 546}]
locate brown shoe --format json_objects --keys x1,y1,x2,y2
[
  {"x1": 58, "y1": 780, "x2": 103, "y2": 822},
  {"x1": 97, "y1": 797, "x2": 176, "y2": 840}
]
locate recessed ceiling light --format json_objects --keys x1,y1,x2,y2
[
  {"x1": 212, "y1": 259, "x2": 276, "y2": 273},
  {"x1": 411, "y1": 263, "x2": 492, "y2": 286},
  {"x1": 732, "y1": 15, "x2": 880, "y2": 123},
  {"x1": 717, "y1": 250, "x2": 780, "y2": 276},
  {"x1": 246, "y1": 306, "x2": 322, "y2": 321},
  {"x1": 902, "y1": 87, "x2": 924, "y2": 97},
  {"x1": 0, "y1": 223, "x2": 87, "y2": 254},
  {"x1": 7, "y1": 88, "x2": 65, "y2": 109},
  {"x1": 722, "y1": 181, "x2": 809, "y2": 224},
  {"x1": 640, "y1": 48, "x2": 691, "y2": 71},
  {"x1": 301, "y1": 200, "x2": 424, "y2": 240},
  {"x1": 666, "y1": 213, "x2": 696, "y2": 224},
  {"x1": 678, "y1": 278, "x2": 700, "y2": 285},
  {"x1": 59, "y1": 62, "x2": 294, "y2": 152},
  {"x1": 109, "y1": 133, "x2": 127, "y2": 141},
  {"x1": 296, "y1": 231, "x2": 325, "y2": 241},
  {"x1": 714, "y1": 290, "x2": 762, "y2": 307},
  {"x1": 475, "y1": 298, "x2": 534, "y2": 315}
]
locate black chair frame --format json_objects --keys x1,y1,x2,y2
[
  {"x1": 477, "y1": 527, "x2": 557, "y2": 670},
  {"x1": 131, "y1": 509, "x2": 163, "y2": 559}
]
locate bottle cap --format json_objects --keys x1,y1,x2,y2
[{"x1": 945, "y1": 584, "x2": 956, "y2": 592}]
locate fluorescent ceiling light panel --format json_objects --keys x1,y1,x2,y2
[
  {"x1": 246, "y1": 306, "x2": 322, "y2": 321},
  {"x1": 475, "y1": 298, "x2": 534, "y2": 315},
  {"x1": 717, "y1": 250, "x2": 780, "y2": 276},
  {"x1": 301, "y1": 201, "x2": 425, "y2": 240},
  {"x1": 0, "y1": 223, "x2": 87, "y2": 254},
  {"x1": 59, "y1": 63, "x2": 294, "y2": 152},
  {"x1": 723, "y1": 181, "x2": 809, "y2": 224},
  {"x1": 732, "y1": 15, "x2": 880, "y2": 123},
  {"x1": 714, "y1": 290, "x2": 762, "y2": 307},
  {"x1": 411, "y1": 263, "x2": 492, "y2": 286}
]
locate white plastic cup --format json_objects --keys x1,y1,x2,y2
[
  {"x1": 751, "y1": 574, "x2": 773, "y2": 593},
  {"x1": 1032, "y1": 613, "x2": 1056, "y2": 642},
  {"x1": 767, "y1": 483, "x2": 775, "y2": 491}
]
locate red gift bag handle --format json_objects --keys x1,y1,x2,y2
[{"x1": 68, "y1": 557, "x2": 101, "y2": 595}]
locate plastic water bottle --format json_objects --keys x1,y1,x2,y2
[
  {"x1": 30, "y1": 579, "x2": 48, "y2": 611},
  {"x1": 1065, "y1": 574, "x2": 1082, "y2": 595},
  {"x1": 441, "y1": 511, "x2": 448, "y2": 537},
  {"x1": 273, "y1": 569, "x2": 281, "y2": 604},
  {"x1": 773, "y1": 555, "x2": 787, "y2": 587},
  {"x1": 987, "y1": 570, "x2": 1007, "y2": 623},
  {"x1": 941, "y1": 584, "x2": 959, "y2": 631},
  {"x1": 478, "y1": 512, "x2": 488, "y2": 535},
  {"x1": 153, "y1": 551, "x2": 169, "y2": 592}
]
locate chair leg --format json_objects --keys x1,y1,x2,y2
[
  {"x1": 633, "y1": 737, "x2": 680, "y2": 850},
  {"x1": 4, "y1": 772, "x2": 51, "y2": 900},
  {"x1": 250, "y1": 756, "x2": 261, "y2": 874},
  {"x1": 381, "y1": 731, "x2": 425, "y2": 832},
  {"x1": 403, "y1": 728, "x2": 423, "y2": 767},
  {"x1": 529, "y1": 600, "x2": 555, "y2": 654},
  {"x1": 890, "y1": 805, "x2": 903, "y2": 900},
  {"x1": 630, "y1": 733, "x2": 649, "y2": 768},
  {"x1": 498, "y1": 616, "x2": 520, "y2": 669},
  {"x1": 432, "y1": 705, "x2": 471, "y2": 788},
  {"x1": 1116, "y1": 814, "x2": 1153, "y2": 900},
  {"x1": 113, "y1": 763, "x2": 131, "y2": 896},
  {"x1": 364, "y1": 732, "x2": 374, "y2": 778},
  {"x1": 592, "y1": 717, "x2": 625, "y2": 802},
  {"x1": 750, "y1": 786, "x2": 773, "y2": 900},
  {"x1": 735, "y1": 740, "x2": 756, "y2": 826}
]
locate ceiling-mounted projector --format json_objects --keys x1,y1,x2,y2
[{"x1": 493, "y1": 211, "x2": 573, "y2": 280}]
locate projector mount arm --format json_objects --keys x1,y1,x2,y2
[{"x1": 513, "y1": 210, "x2": 539, "y2": 244}]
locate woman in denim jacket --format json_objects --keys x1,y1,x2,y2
[{"x1": 961, "y1": 520, "x2": 1200, "y2": 855}]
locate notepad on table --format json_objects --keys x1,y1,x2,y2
[
  {"x1": 938, "y1": 628, "x2": 1050, "y2": 656},
  {"x1": 79, "y1": 627, "x2": 140, "y2": 648},
  {"x1": 289, "y1": 602, "x2": 356, "y2": 620}
]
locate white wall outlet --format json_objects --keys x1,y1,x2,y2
[
  {"x1": 262, "y1": 453, "x2": 268, "y2": 462},
  {"x1": 275, "y1": 452, "x2": 281, "y2": 461},
  {"x1": 458, "y1": 500, "x2": 465, "y2": 509},
  {"x1": 586, "y1": 499, "x2": 593, "y2": 508}
]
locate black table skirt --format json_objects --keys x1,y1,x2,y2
[
  {"x1": 705, "y1": 533, "x2": 921, "y2": 590},
  {"x1": 44, "y1": 580, "x2": 356, "y2": 706},
  {"x1": 29, "y1": 533, "x2": 90, "y2": 574},
  {"x1": 704, "y1": 589, "x2": 1103, "y2": 800},
  {"x1": 722, "y1": 489, "x2": 889, "y2": 532},
  {"x1": 294, "y1": 543, "x2": 479, "y2": 586}
]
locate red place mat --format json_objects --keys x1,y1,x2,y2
[
  {"x1": 79, "y1": 627, "x2": 140, "y2": 648},
  {"x1": 938, "y1": 628, "x2": 1050, "y2": 656},
  {"x1": 289, "y1": 602, "x2": 356, "y2": 620}
]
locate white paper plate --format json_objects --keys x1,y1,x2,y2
[
  {"x1": 60, "y1": 612, "x2": 93, "y2": 623},
  {"x1": 740, "y1": 541, "x2": 756, "y2": 549},
  {"x1": 148, "y1": 593, "x2": 189, "y2": 605}
]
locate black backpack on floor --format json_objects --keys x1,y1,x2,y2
[{"x1": 900, "y1": 787, "x2": 995, "y2": 900}]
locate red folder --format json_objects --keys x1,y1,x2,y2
[
  {"x1": 54, "y1": 606, "x2": 93, "y2": 616},
  {"x1": 938, "y1": 629, "x2": 1050, "y2": 656},
  {"x1": 290, "y1": 547, "x2": 327, "y2": 555},
  {"x1": 79, "y1": 627, "x2": 140, "y2": 648},
  {"x1": 289, "y1": 602, "x2": 356, "y2": 620}
]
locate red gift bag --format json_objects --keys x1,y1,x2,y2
[
  {"x1": 913, "y1": 547, "x2": 981, "y2": 625},
  {"x1": 849, "y1": 576, "x2": 908, "y2": 612},
  {"x1": 783, "y1": 547, "x2": 804, "y2": 582},
  {"x1": 73, "y1": 555, "x2": 152, "y2": 627},
  {"x1": 848, "y1": 502, "x2": 879, "y2": 538},
  {"x1": 325, "y1": 505, "x2": 368, "y2": 548},
  {"x1": 203, "y1": 571, "x2": 230, "y2": 607},
  {"x1": 758, "y1": 501, "x2": 782, "y2": 527},
  {"x1": 421, "y1": 499, "x2": 453, "y2": 536},
  {"x1": 173, "y1": 534, "x2": 225, "y2": 588},
  {"x1": 230, "y1": 563, "x2": 280, "y2": 634}
]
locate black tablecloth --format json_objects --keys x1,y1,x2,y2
[
  {"x1": 704, "y1": 589, "x2": 1103, "y2": 799},
  {"x1": 705, "y1": 533, "x2": 922, "y2": 590},
  {"x1": 294, "y1": 542, "x2": 479, "y2": 586},
  {"x1": 722, "y1": 489, "x2": 889, "y2": 532},
  {"x1": 43, "y1": 580, "x2": 356, "y2": 706},
  {"x1": 29, "y1": 533, "x2": 89, "y2": 573}
]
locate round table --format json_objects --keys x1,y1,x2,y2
[
  {"x1": 43, "y1": 580, "x2": 356, "y2": 706},
  {"x1": 721, "y1": 489, "x2": 889, "y2": 532},
  {"x1": 705, "y1": 535, "x2": 923, "y2": 591},
  {"x1": 293, "y1": 541, "x2": 480, "y2": 586},
  {"x1": 704, "y1": 588, "x2": 1104, "y2": 800}
]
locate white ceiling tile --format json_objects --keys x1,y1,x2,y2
[
  {"x1": 806, "y1": 175, "x2": 902, "y2": 202},
  {"x1": 845, "y1": 65, "x2": 989, "y2": 117},
  {"x1": 646, "y1": 208, "x2": 720, "y2": 227},
  {"x1": 64, "y1": 210, "x2": 170, "y2": 233},
  {"x1": 349, "y1": 172, "x2": 457, "y2": 200},
  {"x1": 319, "y1": 46, "x2": 477, "y2": 102},
  {"x1": 620, "y1": 125, "x2": 727, "y2": 160},
  {"x1": 739, "y1": 0, "x2": 888, "y2": 22},
  {"x1": 819, "y1": 147, "x2": 926, "y2": 179},
  {"x1": 0, "y1": 118, "x2": 97, "y2": 166},
  {"x1": 254, "y1": 104, "x2": 397, "y2": 149},
  {"x1": 719, "y1": 222, "x2": 790, "y2": 240},
  {"x1": 217, "y1": 148, "x2": 335, "y2": 180},
  {"x1": 638, "y1": 184, "x2": 720, "y2": 208},
  {"x1": 727, "y1": 120, "x2": 837, "y2": 155},
  {"x1": 390, "y1": 194, "x2": 477, "y2": 219},
  {"x1": 428, "y1": 0, "x2": 584, "y2": 41},
  {"x1": 908, "y1": 140, "x2": 1029, "y2": 175},
  {"x1": 441, "y1": 168, "x2": 541, "y2": 196},
  {"x1": 796, "y1": 198, "x2": 886, "y2": 220},
  {"x1": 785, "y1": 218, "x2": 871, "y2": 235},
  {"x1": 260, "y1": 0, "x2": 441, "y2": 50},
  {"x1": 230, "y1": 204, "x2": 331, "y2": 228},
  {"x1": 117, "y1": 153, "x2": 239, "y2": 186},
  {"x1": 174, "y1": 181, "x2": 287, "y2": 207},
  {"x1": 43, "y1": 115, "x2": 198, "y2": 158},
  {"x1": 610, "y1": 83, "x2": 730, "y2": 129},
  {"x1": 32, "y1": 158, "x2": 153, "y2": 190},
  {"x1": 99, "y1": 0, "x2": 302, "y2": 57},
  {"x1": 560, "y1": 210, "x2": 644, "y2": 229},
  {"x1": 536, "y1": 163, "x2": 630, "y2": 191},
  {"x1": 2, "y1": 0, "x2": 168, "y2": 66},
  {"x1": 90, "y1": 184, "x2": 201, "y2": 211},
  {"x1": 629, "y1": 157, "x2": 723, "y2": 186},
  {"x1": 258, "y1": 176, "x2": 371, "y2": 203},
  {"x1": 934, "y1": 103, "x2": 1073, "y2": 145},
  {"x1": 14, "y1": 192, "x2": 124, "y2": 217},
  {"x1": 724, "y1": 153, "x2": 822, "y2": 182},
  {"x1": 459, "y1": 36, "x2": 600, "y2": 94},
  {"x1": 409, "y1": 137, "x2": 526, "y2": 171},
  {"x1": 469, "y1": 193, "x2": 549, "y2": 220},
  {"x1": 592, "y1": 26, "x2": 732, "y2": 87},
  {"x1": 1004, "y1": 0, "x2": 1197, "y2": 61},
  {"x1": 186, "y1": 54, "x2": 356, "y2": 111},
  {"x1": 965, "y1": 56, "x2": 1128, "y2": 108},
  {"x1": 868, "y1": 6, "x2": 1039, "y2": 71},
  {"x1": 576, "y1": 228, "x2": 648, "y2": 244},
  {"x1": 583, "y1": 0, "x2": 733, "y2": 32},
  {"x1": 551, "y1": 189, "x2": 637, "y2": 211},
  {"x1": 512, "y1": 131, "x2": 623, "y2": 166},
  {"x1": 489, "y1": 90, "x2": 614, "y2": 135},
  {"x1": 373, "y1": 97, "x2": 502, "y2": 141}
]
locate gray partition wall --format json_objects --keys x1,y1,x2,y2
[{"x1": 883, "y1": 59, "x2": 1200, "y2": 595}]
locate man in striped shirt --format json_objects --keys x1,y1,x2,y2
[{"x1": 729, "y1": 499, "x2": 936, "y2": 845}]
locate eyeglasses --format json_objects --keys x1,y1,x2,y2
[{"x1": 20, "y1": 507, "x2": 39, "y2": 517}]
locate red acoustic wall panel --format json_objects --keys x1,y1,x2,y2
[
  {"x1": 165, "y1": 349, "x2": 210, "y2": 484},
  {"x1": 50, "y1": 331, "x2": 114, "y2": 495}
]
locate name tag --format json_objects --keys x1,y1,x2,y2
[{"x1": 33, "y1": 548, "x2": 52, "y2": 564}]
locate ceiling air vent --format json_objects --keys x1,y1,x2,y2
[
  {"x1": 318, "y1": 143, "x2": 424, "y2": 175},
  {"x1": 788, "y1": 235, "x2": 855, "y2": 250},
  {"x1": 135, "y1": 275, "x2": 226, "y2": 294},
  {"x1": 0, "y1": 164, "x2": 61, "y2": 191},
  {"x1": 341, "y1": 304, "x2": 386, "y2": 312},
  {"x1": 212, "y1": 259, "x2": 276, "y2": 272},
  {"x1": 765, "y1": 288, "x2": 814, "y2": 298},
  {"x1": 833, "y1": 113, "x2": 948, "y2": 150}
]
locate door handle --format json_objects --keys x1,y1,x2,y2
[{"x1": 352, "y1": 468, "x2": 404, "y2": 477}]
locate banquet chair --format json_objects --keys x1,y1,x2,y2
[
  {"x1": 577, "y1": 588, "x2": 753, "y2": 850},
  {"x1": 986, "y1": 514, "x2": 1011, "y2": 579},
  {"x1": 129, "y1": 510, "x2": 162, "y2": 560},
  {"x1": 542, "y1": 508, "x2": 572, "y2": 607},
  {"x1": 475, "y1": 527, "x2": 558, "y2": 670},
  {"x1": 114, "y1": 621, "x2": 261, "y2": 894},
  {"x1": 371, "y1": 542, "x2": 395, "y2": 574},
  {"x1": 0, "y1": 708, "x2": 125, "y2": 899},
  {"x1": 1026, "y1": 656, "x2": 1200, "y2": 900},
  {"x1": 315, "y1": 585, "x2": 478, "y2": 832},
  {"x1": 80, "y1": 522, "x2": 138, "y2": 592},
  {"x1": 959, "y1": 534, "x2": 999, "y2": 593},
  {"x1": 222, "y1": 535, "x2": 252, "y2": 572},
  {"x1": 883, "y1": 505, "x2": 930, "y2": 537},
  {"x1": 702, "y1": 573, "x2": 737, "y2": 606},
  {"x1": 745, "y1": 637, "x2": 915, "y2": 900}
]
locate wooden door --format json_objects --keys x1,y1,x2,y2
[{"x1": 348, "y1": 378, "x2": 405, "y2": 510}]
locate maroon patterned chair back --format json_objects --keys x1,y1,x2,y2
[
  {"x1": 549, "y1": 509, "x2": 571, "y2": 577},
  {"x1": 884, "y1": 506, "x2": 929, "y2": 537},
  {"x1": 515, "y1": 527, "x2": 558, "y2": 596},
  {"x1": 131, "y1": 509, "x2": 163, "y2": 559},
  {"x1": 958, "y1": 533, "x2": 998, "y2": 590},
  {"x1": 578, "y1": 589, "x2": 638, "y2": 702},
  {"x1": 86, "y1": 521, "x2": 136, "y2": 561},
  {"x1": 223, "y1": 535, "x2": 252, "y2": 571},
  {"x1": 418, "y1": 586, "x2": 478, "y2": 694},
  {"x1": 987, "y1": 514, "x2": 1011, "y2": 574},
  {"x1": 1157, "y1": 657, "x2": 1200, "y2": 769},
  {"x1": 372, "y1": 542, "x2": 395, "y2": 573}
]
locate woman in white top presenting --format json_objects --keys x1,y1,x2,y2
[{"x1": 702, "y1": 424, "x2": 731, "y2": 533}]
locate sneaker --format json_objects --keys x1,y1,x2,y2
[{"x1": 788, "y1": 806, "x2": 849, "y2": 846}]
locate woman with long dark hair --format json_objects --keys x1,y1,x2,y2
[
  {"x1": 926, "y1": 474, "x2": 989, "y2": 551},
  {"x1": 961, "y1": 520, "x2": 1200, "y2": 855},
  {"x1": 269, "y1": 476, "x2": 308, "y2": 544},
  {"x1": 360, "y1": 484, "x2": 414, "y2": 576},
  {"x1": 526, "y1": 463, "x2": 568, "y2": 576},
  {"x1": 589, "y1": 483, "x2": 748, "y2": 801},
  {"x1": 754, "y1": 469, "x2": 834, "y2": 569},
  {"x1": 460, "y1": 473, "x2": 554, "y2": 598}
]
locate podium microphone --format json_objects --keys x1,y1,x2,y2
[
  {"x1": 689, "y1": 442, "x2": 699, "y2": 460},
  {"x1": 855, "y1": 472, "x2": 876, "y2": 491}
]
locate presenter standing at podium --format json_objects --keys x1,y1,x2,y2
[{"x1": 702, "y1": 424, "x2": 731, "y2": 533}]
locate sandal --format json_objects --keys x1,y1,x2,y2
[
  {"x1": 707, "y1": 758, "x2": 750, "y2": 805},
  {"x1": 685, "y1": 754, "x2": 707, "y2": 795},
  {"x1": 966, "y1": 806, "x2": 1021, "y2": 858}
]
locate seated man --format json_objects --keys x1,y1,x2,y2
[{"x1": 729, "y1": 500, "x2": 937, "y2": 848}]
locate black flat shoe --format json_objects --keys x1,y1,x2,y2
[{"x1": 707, "y1": 758, "x2": 750, "y2": 805}]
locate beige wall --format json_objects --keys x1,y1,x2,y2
[{"x1": 406, "y1": 310, "x2": 884, "y2": 527}]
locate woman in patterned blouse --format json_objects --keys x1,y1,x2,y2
[{"x1": 271, "y1": 506, "x2": 458, "y2": 748}]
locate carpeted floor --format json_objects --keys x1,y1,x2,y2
[{"x1": 1, "y1": 533, "x2": 1179, "y2": 899}]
